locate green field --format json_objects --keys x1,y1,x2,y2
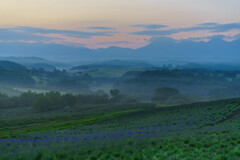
[
  {"x1": 72, "y1": 67, "x2": 145, "y2": 78},
  {"x1": 1, "y1": 99, "x2": 240, "y2": 159}
]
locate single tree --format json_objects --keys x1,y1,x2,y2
[{"x1": 110, "y1": 89, "x2": 121, "y2": 103}]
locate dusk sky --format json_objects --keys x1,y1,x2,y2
[{"x1": 0, "y1": 0, "x2": 240, "y2": 49}]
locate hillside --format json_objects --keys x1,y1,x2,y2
[
  {"x1": 1, "y1": 98, "x2": 240, "y2": 159},
  {"x1": 71, "y1": 60, "x2": 153, "y2": 70},
  {"x1": 25, "y1": 63, "x2": 56, "y2": 71},
  {"x1": 0, "y1": 61, "x2": 35, "y2": 86},
  {"x1": 69, "y1": 60, "x2": 151, "y2": 78},
  {"x1": 0, "y1": 60, "x2": 27, "y2": 71},
  {"x1": 0, "y1": 56, "x2": 72, "y2": 69},
  {"x1": 117, "y1": 69, "x2": 240, "y2": 100}
]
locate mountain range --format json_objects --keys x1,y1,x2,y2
[{"x1": 0, "y1": 36, "x2": 239, "y2": 64}]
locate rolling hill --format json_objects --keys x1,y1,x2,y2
[
  {"x1": 0, "y1": 61, "x2": 35, "y2": 86},
  {"x1": 70, "y1": 60, "x2": 154, "y2": 70}
]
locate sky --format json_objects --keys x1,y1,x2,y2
[{"x1": 0, "y1": 0, "x2": 240, "y2": 49}]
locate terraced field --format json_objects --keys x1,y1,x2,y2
[{"x1": 1, "y1": 99, "x2": 240, "y2": 159}]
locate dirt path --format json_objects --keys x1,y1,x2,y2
[{"x1": 219, "y1": 109, "x2": 240, "y2": 123}]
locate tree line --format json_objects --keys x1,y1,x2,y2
[{"x1": 0, "y1": 89, "x2": 137, "y2": 112}]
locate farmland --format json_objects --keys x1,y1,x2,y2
[{"x1": 1, "y1": 98, "x2": 240, "y2": 159}]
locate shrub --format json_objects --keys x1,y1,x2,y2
[{"x1": 33, "y1": 95, "x2": 59, "y2": 112}]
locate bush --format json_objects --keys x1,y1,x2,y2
[
  {"x1": 151, "y1": 87, "x2": 180, "y2": 104},
  {"x1": 33, "y1": 91, "x2": 79, "y2": 112},
  {"x1": 151, "y1": 87, "x2": 193, "y2": 105},
  {"x1": 33, "y1": 95, "x2": 59, "y2": 112},
  {"x1": 61, "y1": 93, "x2": 77, "y2": 107}
]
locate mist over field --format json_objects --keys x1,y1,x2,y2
[{"x1": 0, "y1": 0, "x2": 240, "y2": 159}]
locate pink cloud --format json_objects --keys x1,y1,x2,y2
[{"x1": 33, "y1": 33, "x2": 151, "y2": 49}]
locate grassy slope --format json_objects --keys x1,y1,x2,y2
[
  {"x1": 0, "y1": 103, "x2": 154, "y2": 138},
  {"x1": 1, "y1": 99, "x2": 240, "y2": 159},
  {"x1": 0, "y1": 109, "x2": 142, "y2": 138}
]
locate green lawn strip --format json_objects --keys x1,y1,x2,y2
[
  {"x1": 0, "y1": 109, "x2": 142, "y2": 138},
  {"x1": 155, "y1": 104, "x2": 177, "y2": 108},
  {"x1": 0, "y1": 114, "x2": 93, "y2": 131}
]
